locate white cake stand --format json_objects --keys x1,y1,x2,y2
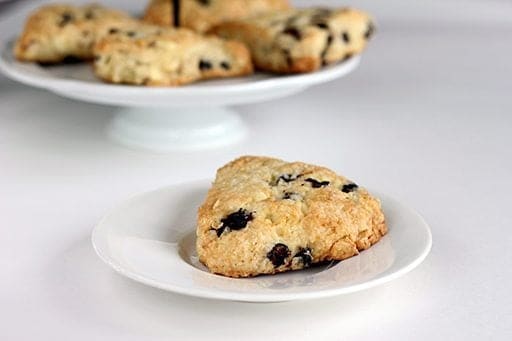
[{"x1": 0, "y1": 41, "x2": 360, "y2": 151}]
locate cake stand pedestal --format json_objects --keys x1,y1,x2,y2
[{"x1": 108, "y1": 107, "x2": 245, "y2": 151}]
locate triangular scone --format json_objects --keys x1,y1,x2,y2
[
  {"x1": 143, "y1": 0, "x2": 290, "y2": 33},
  {"x1": 197, "y1": 156, "x2": 387, "y2": 278},
  {"x1": 210, "y1": 8, "x2": 375, "y2": 74},
  {"x1": 93, "y1": 25, "x2": 253, "y2": 86},
  {"x1": 14, "y1": 4, "x2": 133, "y2": 63}
]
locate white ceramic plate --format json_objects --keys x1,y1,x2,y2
[{"x1": 92, "y1": 180, "x2": 432, "y2": 302}]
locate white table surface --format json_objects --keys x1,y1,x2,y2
[{"x1": 1, "y1": 0, "x2": 511, "y2": 340}]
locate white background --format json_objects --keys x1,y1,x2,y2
[{"x1": 1, "y1": 0, "x2": 511, "y2": 340}]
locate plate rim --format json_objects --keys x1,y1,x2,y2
[{"x1": 91, "y1": 179, "x2": 432, "y2": 302}]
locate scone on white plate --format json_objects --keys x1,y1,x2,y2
[{"x1": 197, "y1": 156, "x2": 387, "y2": 278}]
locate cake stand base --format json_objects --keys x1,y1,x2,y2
[{"x1": 107, "y1": 107, "x2": 246, "y2": 152}]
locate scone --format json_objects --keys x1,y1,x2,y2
[
  {"x1": 14, "y1": 4, "x2": 134, "y2": 63},
  {"x1": 197, "y1": 156, "x2": 387, "y2": 278},
  {"x1": 210, "y1": 8, "x2": 375, "y2": 73},
  {"x1": 93, "y1": 25, "x2": 253, "y2": 86},
  {"x1": 143, "y1": 0, "x2": 290, "y2": 33}
]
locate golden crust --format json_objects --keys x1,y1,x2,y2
[
  {"x1": 210, "y1": 8, "x2": 375, "y2": 74},
  {"x1": 92, "y1": 25, "x2": 253, "y2": 86},
  {"x1": 143, "y1": 0, "x2": 290, "y2": 33},
  {"x1": 196, "y1": 156, "x2": 387, "y2": 278},
  {"x1": 14, "y1": 4, "x2": 132, "y2": 63}
]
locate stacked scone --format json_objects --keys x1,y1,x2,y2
[
  {"x1": 143, "y1": 0, "x2": 290, "y2": 33},
  {"x1": 14, "y1": 1, "x2": 375, "y2": 84},
  {"x1": 211, "y1": 8, "x2": 375, "y2": 73}
]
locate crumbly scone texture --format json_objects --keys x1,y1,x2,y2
[
  {"x1": 143, "y1": 0, "x2": 290, "y2": 33},
  {"x1": 14, "y1": 4, "x2": 134, "y2": 63},
  {"x1": 210, "y1": 7, "x2": 375, "y2": 73},
  {"x1": 93, "y1": 25, "x2": 253, "y2": 86},
  {"x1": 197, "y1": 156, "x2": 387, "y2": 278}
]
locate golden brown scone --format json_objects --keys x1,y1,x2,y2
[
  {"x1": 93, "y1": 25, "x2": 253, "y2": 86},
  {"x1": 14, "y1": 3, "x2": 134, "y2": 63},
  {"x1": 143, "y1": 0, "x2": 290, "y2": 33},
  {"x1": 210, "y1": 8, "x2": 375, "y2": 74},
  {"x1": 197, "y1": 156, "x2": 387, "y2": 278}
]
